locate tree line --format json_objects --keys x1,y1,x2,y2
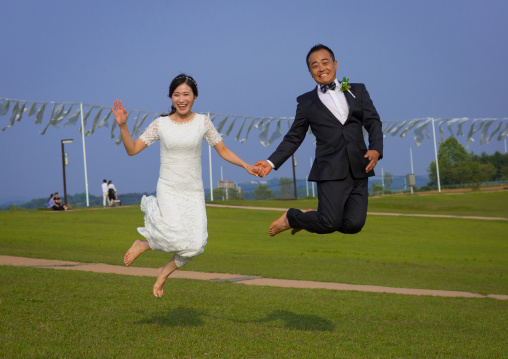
[{"x1": 427, "y1": 137, "x2": 508, "y2": 189}]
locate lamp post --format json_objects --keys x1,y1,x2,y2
[
  {"x1": 61, "y1": 139, "x2": 74, "y2": 206},
  {"x1": 292, "y1": 155, "x2": 297, "y2": 199}
]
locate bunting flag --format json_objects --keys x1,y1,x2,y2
[{"x1": 1, "y1": 97, "x2": 507, "y2": 148}]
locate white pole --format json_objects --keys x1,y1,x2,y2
[
  {"x1": 306, "y1": 175, "x2": 309, "y2": 197},
  {"x1": 208, "y1": 112, "x2": 213, "y2": 201},
  {"x1": 221, "y1": 166, "x2": 223, "y2": 181},
  {"x1": 409, "y1": 147, "x2": 414, "y2": 194},
  {"x1": 79, "y1": 103, "x2": 90, "y2": 207},
  {"x1": 431, "y1": 118, "x2": 441, "y2": 192},
  {"x1": 410, "y1": 147, "x2": 414, "y2": 174},
  {"x1": 381, "y1": 167, "x2": 384, "y2": 190}
]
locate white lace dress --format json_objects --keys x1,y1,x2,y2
[{"x1": 137, "y1": 114, "x2": 222, "y2": 267}]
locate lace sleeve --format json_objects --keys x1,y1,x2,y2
[
  {"x1": 203, "y1": 115, "x2": 223, "y2": 146},
  {"x1": 139, "y1": 118, "x2": 160, "y2": 146}
]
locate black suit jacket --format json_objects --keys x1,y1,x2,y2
[{"x1": 268, "y1": 83, "x2": 383, "y2": 181}]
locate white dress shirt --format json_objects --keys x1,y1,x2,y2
[{"x1": 317, "y1": 79, "x2": 349, "y2": 125}]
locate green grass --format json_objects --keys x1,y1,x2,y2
[
  {"x1": 1, "y1": 266, "x2": 506, "y2": 358},
  {"x1": 1, "y1": 191, "x2": 507, "y2": 357},
  {"x1": 1, "y1": 199, "x2": 506, "y2": 294},
  {"x1": 218, "y1": 190, "x2": 508, "y2": 218}
]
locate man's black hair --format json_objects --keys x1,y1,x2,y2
[{"x1": 306, "y1": 44, "x2": 335, "y2": 68}]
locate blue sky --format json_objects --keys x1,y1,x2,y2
[{"x1": 1, "y1": 0, "x2": 507, "y2": 203}]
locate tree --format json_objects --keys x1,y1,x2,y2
[
  {"x1": 278, "y1": 177, "x2": 293, "y2": 198},
  {"x1": 467, "y1": 162, "x2": 496, "y2": 189},
  {"x1": 213, "y1": 188, "x2": 225, "y2": 200},
  {"x1": 383, "y1": 172, "x2": 393, "y2": 192},
  {"x1": 253, "y1": 184, "x2": 273, "y2": 200},
  {"x1": 438, "y1": 137, "x2": 470, "y2": 165},
  {"x1": 370, "y1": 182, "x2": 383, "y2": 195},
  {"x1": 471, "y1": 151, "x2": 508, "y2": 181},
  {"x1": 227, "y1": 188, "x2": 239, "y2": 200},
  {"x1": 428, "y1": 137, "x2": 470, "y2": 187},
  {"x1": 428, "y1": 137, "x2": 501, "y2": 188},
  {"x1": 501, "y1": 165, "x2": 508, "y2": 180}
]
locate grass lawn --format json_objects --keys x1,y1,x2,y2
[
  {"x1": 1, "y1": 197, "x2": 506, "y2": 294},
  {"x1": 1, "y1": 191, "x2": 507, "y2": 357},
  {"x1": 216, "y1": 190, "x2": 508, "y2": 218},
  {"x1": 1, "y1": 266, "x2": 506, "y2": 358}
]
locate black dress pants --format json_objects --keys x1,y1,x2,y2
[{"x1": 286, "y1": 171, "x2": 369, "y2": 234}]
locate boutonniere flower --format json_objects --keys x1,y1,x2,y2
[{"x1": 339, "y1": 77, "x2": 355, "y2": 98}]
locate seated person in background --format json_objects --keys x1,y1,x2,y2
[
  {"x1": 46, "y1": 194, "x2": 55, "y2": 208},
  {"x1": 53, "y1": 192, "x2": 69, "y2": 211}
]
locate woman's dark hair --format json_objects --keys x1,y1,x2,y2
[
  {"x1": 306, "y1": 44, "x2": 335, "y2": 69},
  {"x1": 49, "y1": 193, "x2": 54, "y2": 200},
  {"x1": 167, "y1": 74, "x2": 198, "y2": 115}
]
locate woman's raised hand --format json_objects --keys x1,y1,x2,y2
[{"x1": 111, "y1": 100, "x2": 128, "y2": 126}]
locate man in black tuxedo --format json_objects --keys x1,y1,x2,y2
[{"x1": 256, "y1": 44, "x2": 383, "y2": 236}]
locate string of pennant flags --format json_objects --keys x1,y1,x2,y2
[{"x1": 1, "y1": 98, "x2": 507, "y2": 148}]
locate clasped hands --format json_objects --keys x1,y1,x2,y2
[
  {"x1": 245, "y1": 161, "x2": 271, "y2": 177},
  {"x1": 245, "y1": 160, "x2": 272, "y2": 178}
]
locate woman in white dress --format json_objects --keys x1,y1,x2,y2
[{"x1": 111, "y1": 74, "x2": 260, "y2": 297}]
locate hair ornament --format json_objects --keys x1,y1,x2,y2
[{"x1": 173, "y1": 75, "x2": 198, "y2": 88}]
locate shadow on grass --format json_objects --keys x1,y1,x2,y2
[
  {"x1": 253, "y1": 310, "x2": 335, "y2": 332},
  {"x1": 134, "y1": 307, "x2": 206, "y2": 327},
  {"x1": 135, "y1": 307, "x2": 334, "y2": 332}
]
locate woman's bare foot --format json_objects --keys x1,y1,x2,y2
[
  {"x1": 291, "y1": 209, "x2": 313, "y2": 235},
  {"x1": 153, "y1": 260, "x2": 178, "y2": 298},
  {"x1": 124, "y1": 240, "x2": 150, "y2": 266},
  {"x1": 153, "y1": 268, "x2": 166, "y2": 298},
  {"x1": 269, "y1": 211, "x2": 291, "y2": 237}
]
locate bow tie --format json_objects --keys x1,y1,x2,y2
[{"x1": 320, "y1": 81, "x2": 336, "y2": 93}]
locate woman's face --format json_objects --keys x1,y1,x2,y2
[{"x1": 171, "y1": 83, "x2": 196, "y2": 116}]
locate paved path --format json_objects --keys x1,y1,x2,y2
[
  {"x1": 2, "y1": 255, "x2": 506, "y2": 300},
  {"x1": 206, "y1": 204, "x2": 508, "y2": 221}
]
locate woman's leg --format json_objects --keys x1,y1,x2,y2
[
  {"x1": 124, "y1": 239, "x2": 151, "y2": 266},
  {"x1": 153, "y1": 256, "x2": 178, "y2": 298}
]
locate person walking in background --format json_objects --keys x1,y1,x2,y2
[
  {"x1": 107, "y1": 180, "x2": 117, "y2": 207},
  {"x1": 256, "y1": 44, "x2": 383, "y2": 237},
  {"x1": 111, "y1": 73, "x2": 260, "y2": 297},
  {"x1": 102, "y1": 179, "x2": 108, "y2": 207}
]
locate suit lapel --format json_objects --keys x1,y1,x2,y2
[
  {"x1": 343, "y1": 85, "x2": 356, "y2": 123},
  {"x1": 309, "y1": 87, "x2": 342, "y2": 124}
]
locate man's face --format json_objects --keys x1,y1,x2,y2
[{"x1": 308, "y1": 49, "x2": 337, "y2": 85}]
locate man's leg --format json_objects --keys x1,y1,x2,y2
[
  {"x1": 286, "y1": 175, "x2": 354, "y2": 234},
  {"x1": 338, "y1": 177, "x2": 368, "y2": 234}
]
